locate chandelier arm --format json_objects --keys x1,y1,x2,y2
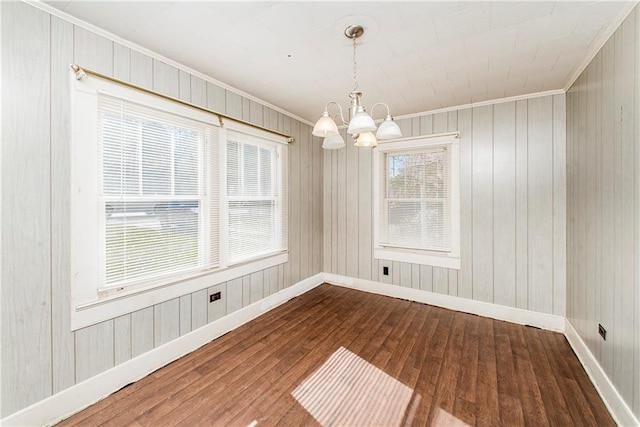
[
  {"x1": 370, "y1": 102, "x2": 392, "y2": 120},
  {"x1": 325, "y1": 100, "x2": 349, "y2": 126}
]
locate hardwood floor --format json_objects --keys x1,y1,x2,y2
[{"x1": 58, "y1": 284, "x2": 614, "y2": 426}]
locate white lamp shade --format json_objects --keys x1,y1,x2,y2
[
  {"x1": 376, "y1": 116, "x2": 403, "y2": 140},
  {"x1": 347, "y1": 111, "x2": 376, "y2": 135},
  {"x1": 353, "y1": 131, "x2": 377, "y2": 147},
  {"x1": 322, "y1": 133, "x2": 345, "y2": 149},
  {"x1": 312, "y1": 112, "x2": 339, "y2": 137}
]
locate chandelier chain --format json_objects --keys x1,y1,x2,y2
[{"x1": 352, "y1": 36, "x2": 358, "y2": 91}]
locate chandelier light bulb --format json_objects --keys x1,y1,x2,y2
[
  {"x1": 312, "y1": 111, "x2": 339, "y2": 138},
  {"x1": 376, "y1": 115, "x2": 402, "y2": 140},
  {"x1": 354, "y1": 131, "x2": 378, "y2": 148},
  {"x1": 322, "y1": 133, "x2": 346, "y2": 149}
]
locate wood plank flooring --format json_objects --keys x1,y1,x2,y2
[{"x1": 57, "y1": 284, "x2": 614, "y2": 426}]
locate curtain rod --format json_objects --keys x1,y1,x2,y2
[{"x1": 70, "y1": 64, "x2": 295, "y2": 143}]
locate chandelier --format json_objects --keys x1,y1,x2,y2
[{"x1": 312, "y1": 25, "x2": 402, "y2": 149}]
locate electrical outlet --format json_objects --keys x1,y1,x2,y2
[
  {"x1": 209, "y1": 292, "x2": 221, "y2": 303},
  {"x1": 383, "y1": 266, "x2": 389, "y2": 276},
  {"x1": 598, "y1": 324, "x2": 606, "y2": 341}
]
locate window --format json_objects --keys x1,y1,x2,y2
[
  {"x1": 71, "y1": 74, "x2": 288, "y2": 326},
  {"x1": 373, "y1": 134, "x2": 460, "y2": 269},
  {"x1": 226, "y1": 130, "x2": 288, "y2": 265}
]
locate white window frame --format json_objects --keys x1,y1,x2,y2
[
  {"x1": 373, "y1": 132, "x2": 461, "y2": 270},
  {"x1": 70, "y1": 73, "x2": 288, "y2": 330}
]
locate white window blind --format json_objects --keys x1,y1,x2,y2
[
  {"x1": 379, "y1": 145, "x2": 452, "y2": 252},
  {"x1": 97, "y1": 94, "x2": 218, "y2": 289},
  {"x1": 226, "y1": 130, "x2": 288, "y2": 264}
]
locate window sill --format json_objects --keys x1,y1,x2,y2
[
  {"x1": 71, "y1": 252, "x2": 288, "y2": 331},
  {"x1": 374, "y1": 247, "x2": 460, "y2": 270}
]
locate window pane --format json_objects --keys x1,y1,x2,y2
[
  {"x1": 227, "y1": 140, "x2": 240, "y2": 196},
  {"x1": 228, "y1": 200, "x2": 276, "y2": 262},
  {"x1": 105, "y1": 200, "x2": 200, "y2": 285},
  {"x1": 141, "y1": 121, "x2": 172, "y2": 195},
  {"x1": 243, "y1": 144, "x2": 258, "y2": 196},
  {"x1": 382, "y1": 146, "x2": 451, "y2": 252}
]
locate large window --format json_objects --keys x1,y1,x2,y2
[
  {"x1": 373, "y1": 134, "x2": 460, "y2": 269},
  {"x1": 72, "y1": 74, "x2": 288, "y2": 324}
]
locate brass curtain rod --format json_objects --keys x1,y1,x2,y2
[{"x1": 70, "y1": 64, "x2": 295, "y2": 143}]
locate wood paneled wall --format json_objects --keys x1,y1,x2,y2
[
  {"x1": 566, "y1": 5, "x2": 640, "y2": 419},
  {"x1": 0, "y1": 1, "x2": 322, "y2": 417},
  {"x1": 323, "y1": 94, "x2": 567, "y2": 316}
]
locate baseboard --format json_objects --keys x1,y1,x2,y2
[
  {"x1": 564, "y1": 320, "x2": 639, "y2": 427},
  {"x1": 323, "y1": 273, "x2": 565, "y2": 332},
  {"x1": 0, "y1": 273, "x2": 325, "y2": 427}
]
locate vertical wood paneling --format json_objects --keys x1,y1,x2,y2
[
  {"x1": 493, "y1": 102, "x2": 516, "y2": 307},
  {"x1": 346, "y1": 127, "x2": 359, "y2": 278},
  {"x1": 179, "y1": 295, "x2": 192, "y2": 335},
  {"x1": 312, "y1": 133, "x2": 323, "y2": 275},
  {"x1": 1, "y1": 3, "x2": 52, "y2": 414},
  {"x1": 225, "y1": 90, "x2": 242, "y2": 118},
  {"x1": 432, "y1": 113, "x2": 450, "y2": 295},
  {"x1": 618, "y1": 13, "x2": 637, "y2": 404},
  {"x1": 130, "y1": 51, "x2": 153, "y2": 89},
  {"x1": 178, "y1": 70, "x2": 191, "y2": 102},
  {"x1": 472, "y1": 105, "x2": 494, "y2": 303},
  {"x1": 566, "y1": 6, "x2": 640, "y2": 421},
  {"x1": 552, "y1": 94, "x2": 566, "y2": 317},
  {"x1": 634, "y1": 6, "x2": 640, "y2": 416},
  {"x1": 447, "y1": 111, "x2": 459, "y2": 296},
  {"x1": 515, "y1": 100, "x2": 529, "y2": 310},
  {"x1": 420, "y1": 265, "x2": 433, "y2": 292},
  {"x1": 400, "y1": 263, "x2": 412, "y2": 287},
  {"x1": 75, "y1": 322, "x2": 114, "y2": 383},
  {"x1": 528, "y1": 97, "x2": 554, "y2": 314},
  {"x1": 300, "y1": 125, "x2": 311, "y2": 279},
  {"x1": 269, "y1": 266, "x2": 279, "y2": 295},
  {"x1": 113, "y1": 44, "x2": 130, "y2": 81},
  {"x1": 337, "y1": 131, "x2": 347, "y2": 276},
  {"x1": 357, "y1": 138, "x2": 373, "y2": 281},
  {"x1": 207, "y1": 282, "x2": 227, "y2": 322},
  {"x1": 153, "y1": 60, "x2": 179, "y2": 97},
  {"x1": 250, "y1": 271, "x2": 264, "y2": 303},
  {"x1": 114, "y1": 315, "x2": 132, "y2": 365},
  {"x1": 323, "y1": 150, "x2": 332, "y2": 272},
  {"x1": 74, "y1": 26, "x2": 112, "y2": 74},
  {"x1": 242, "y1": 274, "x2": 251, "y2": 306},
  {"x1": 585, "y1": 61, "x2": 598, "y2": 352},
  {"x1": 154, "y1": 299, "x2": 180, "y2": 347},
  {"x1": 207, "y1": 82, "x2": 226, "y2": 114},
  {"x1": 458, "y1": 109, "x2": 473, "y2": 300},
  {"x1": 289, "y1": 120, "x2": 301, "y2": 285},
  {"x1": 226, "y1": 278, "x2": 243, "y2": 314},
  {"x1": 249, "y1": 100, "x2": 263, "y2": 126},
  {"x1": 51, "y1": 15, "x2": 76, "y2": 395},
  {"x1": 599, "y1": 38, "x2": 615, "y2": 379},
  {"x1": 190, "y1": 76, "x2": 207, "y2": 108},
  {"x1": 131, "y1": 307, "x2": 154, "y2": 357},
  {"x1": 282, "y1": 115, "x2": 292, "y2": 286},
  {"x1": 331, "y1": 148, "x2": 339, "y2": 274},
  {"x1": 191, "y1": 289, "x2": 208, "y2": 330}
]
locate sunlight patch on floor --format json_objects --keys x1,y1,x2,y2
[{"x1": 292, "y1": 346, "x2": 417, "y2": 426}]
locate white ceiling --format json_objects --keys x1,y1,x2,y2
[{"x1": 45, "y1": 1, "x2": 635, "y2": 123}]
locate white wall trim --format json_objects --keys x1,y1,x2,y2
[
  {"x1": 390, "y1": 89, "x2": 566, "y2": 123},
  {"x1": 323, "y1": 273, "x2": 565, "y2": 332},
  {"x1": 564, "y1": 320, "x2": 639, "y2": 427},
  {"x1": 0, "y1": 273, "x2": 325, "y2": 427},
  {"x1": 21, "y1": 0, "x2": 314, "y2": 128}
]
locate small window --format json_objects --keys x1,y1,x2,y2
[
  {"x1": 226, "y1": 130, "x2": 288, "y2": 265},
  {"x1": 373, "y1": 134, "x2": 460, "y2": 269}
]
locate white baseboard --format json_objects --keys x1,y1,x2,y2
[
  {"x1": 564, "y1": 320, "x2": 639, "y2": 427},
  {"x1": 323, "y1": 273, "x2": 565, "y2": 332},
  {"x1": 0, "y1": 273, "x2": 324, "y2": 427}
]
